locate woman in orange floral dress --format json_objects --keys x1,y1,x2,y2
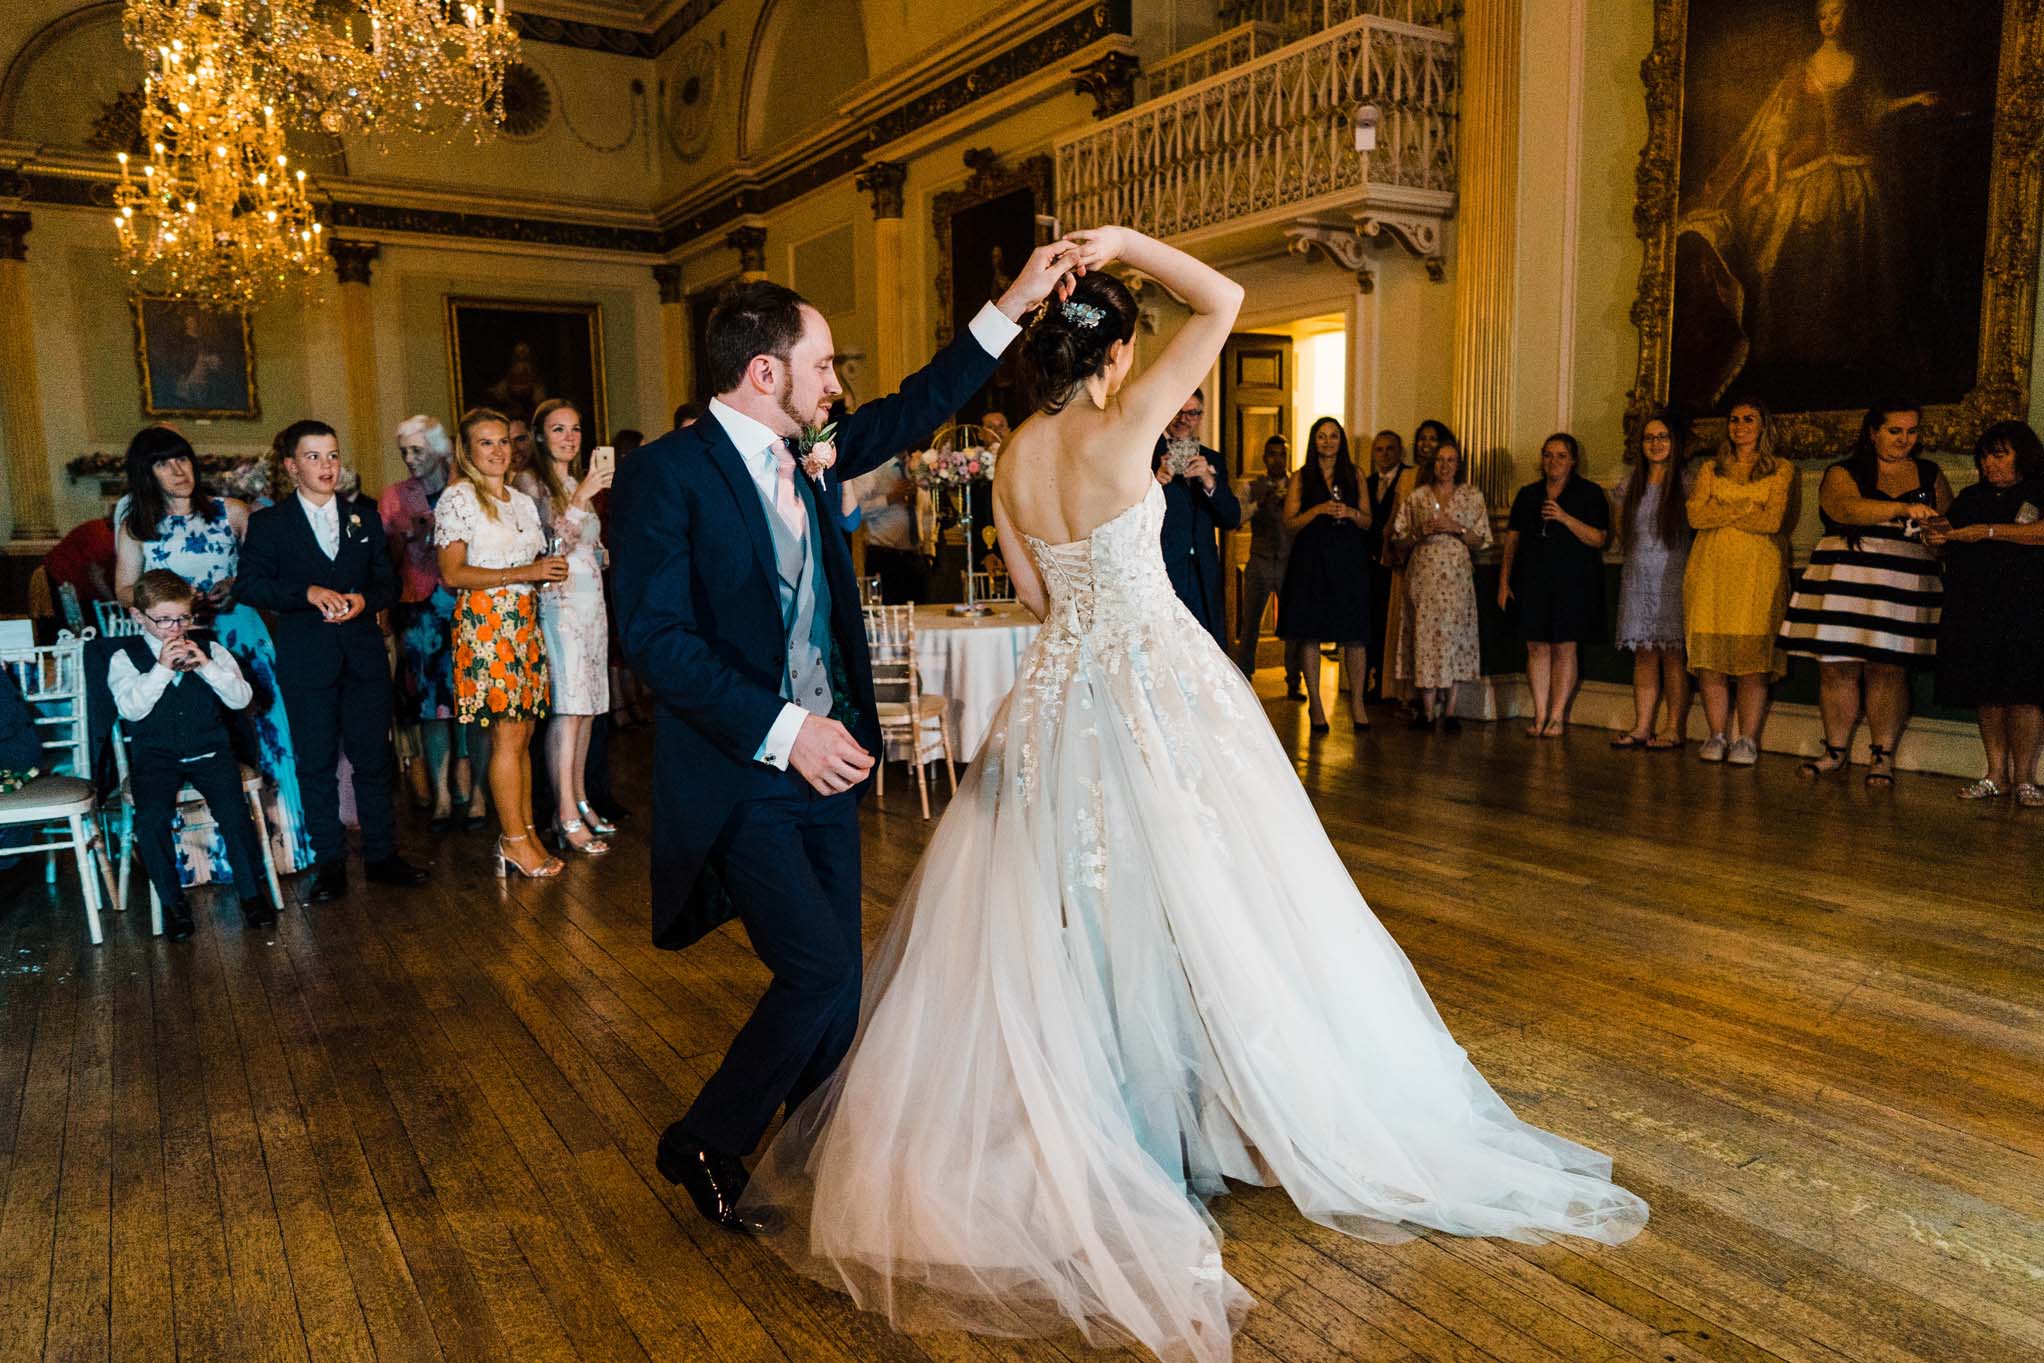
[{"x1": 434, "y1": 407, "x2": 570, "y2": 878}]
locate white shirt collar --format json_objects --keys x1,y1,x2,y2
[
  {"x1": 707, "y1": 397, "x2": 788, "y2": 469},
  {"x1": 297, "y1": 489, "x2": 338, "y2": 521}
]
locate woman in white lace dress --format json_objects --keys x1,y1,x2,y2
[
  {"x1": 516, "y1": 399, "x2": 615, "y2": 855},
  {"x1": 741, "y1": 229, "x2": 1646, "y2": 1363}
]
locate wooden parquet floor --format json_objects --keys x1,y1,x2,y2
[{"x1": 3, "y1": 678, "x2": 2040, "y2": 1363}]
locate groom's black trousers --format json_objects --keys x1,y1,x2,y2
[{"x1": 679, "y1": 777, "x2": 863, "y2": 1157}]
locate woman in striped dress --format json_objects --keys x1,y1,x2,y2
[{"x1": 1779, "y1": 402, "x2": 1951, "y2": 786}]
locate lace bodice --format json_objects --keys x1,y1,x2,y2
[{"x1": 1019, "y1": 483, "x2": 1182, "y2": 646}]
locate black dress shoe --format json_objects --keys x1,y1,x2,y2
[
  {"x1": 429, "y1": 813, "x2": 455, "y2": 833},
  {"x1": 163, "y1": 898, "x2": 195, "y2": 941},
  {"x1": 1441, "y1": 716, "x2": 1463, "y2": 735},
  {"x1": 364, "y1": 856, "x2": 430, "y2": 887},
  {"x1": 654, "y1": 1124, "x2": 782, "y2": 1235},
  {"x1": 305, "y1": 864, "x2": 348, "y2": 904},
  {"x1": 1407, "y1": 712, "x2": 1433, "y2": 731},
  {"x1": 242, "y1": 896, "x2": 277, "y2": 929}
]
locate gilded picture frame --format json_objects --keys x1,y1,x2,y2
[
  {"x1": 130, "y1": 296, "x2": 259, "y2": 421},
  {"x1": 444, "y1": 296, "x2": 609, "y2": 439},
  {"x1": 932, "y1": 149, "x2": 1054, "y2": 427},
  {"x1": 1627, "y1": 0, "x2": 2044, "y2": 457}
]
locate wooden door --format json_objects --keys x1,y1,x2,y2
[{"x1": 1221, "y1": 333, "x2": 1294, "y2": 662}]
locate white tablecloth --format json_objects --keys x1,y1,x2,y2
[{"x1": 914, "y1": 603, "x2": 1040, "y2": 760}]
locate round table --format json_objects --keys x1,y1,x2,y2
[{"x1": 913, "y1": 603, "x2": 1039, "y2": 760}]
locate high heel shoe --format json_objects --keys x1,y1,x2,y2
[
  {"x1": 495, "y1": 832, "x2": 564, "y2": 879},
  {"x1": 551, "y1": 817, "x2": 611, "y2": 856},
  {"x1": 575, "y1": 800, "x2": 618, "y2": 837}
]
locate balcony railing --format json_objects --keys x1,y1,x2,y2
[
  {"x1": 1145, "y1": 23, "x2": 1283, "y2": 100},
  {"x1": 1055, "y1": 15, "x2": 1457, "y2": 244},
  {"x1": 1220, "y1": 0, "x2": 1462, "y2": 41}
]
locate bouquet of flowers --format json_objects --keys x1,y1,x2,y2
[{"x1": 905, "y1": 444, "x2": 995, "y2": 489}]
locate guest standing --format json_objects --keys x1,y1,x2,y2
[
  {"x1": 1391, "y1": 438, "x2": 1492, "y2": 732},
  {"x1": 435, "y1": 407, "x2": 570, "y2": 878},
  {"x1": 1779, "y1": 402, "x2": 1950, "y2": 785},
  {"x1": 849, "y1": 456, "x2": 928, "y2": 603},
  {"x1": 1498, "y1": 433, "x2": 1610, "y2": 737},
  {"x1": 238, "y1": 421, "x2": 428, "y2": 903},
  {"x1": 1610, "y1": 411, "x2": 1695, "y2": 749},
  {"x1": 109, "y1": 569, "x2": 275, "y2": 938},
  {"x1": 1152, "y1": 388, "x2": 1243, "y2": 652},
  {"x1": 1237, "y1": 435, "x2": 1305, "y2": 694},
  {"x1": 114, "y1": 426, "x2": 313, "y2": 878},
  {"x1": 1278, "y1": 417, "x2": 1372, "y2": 732},
  {"x1": 378, "y1": 415, "x2": 472, "y2": 830},
  {"x1": 518, "y1": 398, "x2": 616, "y2": 855},
  {"x1": 1389, "y1": 420, "x2": 1455, "y2": 715},
  {"x1": 1684, "y1": 396, "x2": 1794, "y2": 766},
  {"x1": 1364, "y1": 429, "x2": 1417, "y2": 701},
  {"x1": 1927, "y1": 420, "x2": 2044, "y2": 806}
]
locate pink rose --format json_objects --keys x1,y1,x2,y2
[{"x1": 800, "y1": 439, "x2": 837, "y2": 481}]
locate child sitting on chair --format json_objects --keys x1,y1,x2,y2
[{"x1": 108, "y1": 568, "x2": 276, "y2": 940}]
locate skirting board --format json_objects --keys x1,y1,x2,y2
[{"x1": 1455, "y1": 677, "x2": 2017, "y2": 782}]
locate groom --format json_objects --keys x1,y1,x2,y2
[{"x1": 611, "y1": 244, "x2": 1074, "y2": 1232}]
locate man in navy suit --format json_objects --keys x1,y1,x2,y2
[
  {"x1": 611, "y1": 245, "x2": 1076, "y2": 1233},
  {"x1": 1151, "y1": 388, "x2": 1243, "y2": 651},
  {"x1": 238, "y1": 420, "x2": 428, "y2": 904}
]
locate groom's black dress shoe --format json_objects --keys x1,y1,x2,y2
[
  {"x1": 305, "y1": 864, "x2": 348, "y2": 904},
  {"x1": 655, "y1": 1124, "x2": 783, "y2": 1235},
  {"x1": 365, "y1": 855, "x2": 430, "y2": 887}
]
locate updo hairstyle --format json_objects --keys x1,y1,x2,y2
[{"x1": 1021, "y1": 271, "x2": 1139, "y2": 415}]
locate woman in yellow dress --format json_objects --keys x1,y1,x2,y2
[{"x1": 1684, "y1": 396, "x2": 1795, "y2": 766}]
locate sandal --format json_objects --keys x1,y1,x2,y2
[
  {"x1": 1865, "y1": 744, "x2": 1895, "y2": 788},
  {"x1": 1609, "y1": 732, "x2": 1649, "y2": 749},
  {"x1": 1644, "y1": 735, "x2": 1684, "y2": 751},
  {"x1": 1957, "y1": 777, "x2": 2006, "y2": 800},
  {"x1": 1797, "y1": 743, "x2": 1848, "y2": 779},
  {"x1": 2018, "y1": 783, "x2": 2044, "y2": 809}
]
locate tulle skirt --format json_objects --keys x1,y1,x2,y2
[{"x1": 743, "y1": 601, "x2": 1647, "y2": 1362}]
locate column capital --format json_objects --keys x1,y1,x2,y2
[
  {"x1": 725, "y1": 225, "x2": 767, "y2": 275},
  {"x1": 327, "y1": 237, "x2": 381, "y2": 286},
  {"x1": 653, "y1": 262, "x2": 685, "y2": 304},
  {"x1": 855, "y1": 161, "x2": 908, "y2": 220},
  {"x1": 0, "y1": 211, "x2": 30, "y2": 262},
  {"x1": 1071, "y1": 51, "x2": 1141, "y2": 120}
]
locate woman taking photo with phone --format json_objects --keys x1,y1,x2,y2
[
  {"x1": 435, "y1": 407, "x2": 571, "y2": 879},
  {"x1": 516, "y1": 399, "x2": 618, "y2": 855}
]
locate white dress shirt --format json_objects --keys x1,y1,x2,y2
[
  {"x1": 299, "y1": 490, "x2": 341, "y2": 559},
  {"x1": 107, "y1": 633, "x2": 254, "y2": 756},
  {"x1": 712, "y1": 300, "x2": 1021, "y2": 772}
]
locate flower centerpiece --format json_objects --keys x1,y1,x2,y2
[{"x1": 907, "y1": 426, "x2": 1000, "y2": 615}]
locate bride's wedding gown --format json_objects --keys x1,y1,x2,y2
[{"x1": 742, "y1": 482, "x2": 1646, "y2": 1362}]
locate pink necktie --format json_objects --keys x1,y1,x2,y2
[{"x1": 772, "y1": 445, "x2": 806, "y2": 541}]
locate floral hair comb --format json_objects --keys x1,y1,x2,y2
[{"x1": 1062, "y1": 299, "x2": 1105, "y2": 328}]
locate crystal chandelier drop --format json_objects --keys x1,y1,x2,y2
[
  {"x1": 111, "y1": 26, "x2": 325, "y2": 308},
  {"x1": 123, "y1": 1, "x2": 523, "y2": 142}
]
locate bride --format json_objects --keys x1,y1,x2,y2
[{"x1": 740, "y1": 227, "x2": 1647, "y2": 1362}]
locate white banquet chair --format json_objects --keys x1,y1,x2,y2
[{"x1": 0, "y1": 631, "x2": 114, "y2": 943}]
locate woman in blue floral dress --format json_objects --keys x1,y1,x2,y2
[{"x1": 114, "y1": 427, "x2": 313, "y2": 880}]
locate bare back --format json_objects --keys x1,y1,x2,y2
[{"x1": 994, "y1": 401, "x2": 1158, "y2": 547}]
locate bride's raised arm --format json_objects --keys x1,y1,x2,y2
[{"x1": 1066, "y1": 228, "x2": 1243, "y2": 465}]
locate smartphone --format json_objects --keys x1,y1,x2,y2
[{"x1": 590, "y1": 445, "x2": 616, "y2": 481}]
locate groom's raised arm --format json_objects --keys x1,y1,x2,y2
[
  {"x1": 833, "y1": 304, "x2": 1017, "y2": 483},
  {"x1": 612, "y1": 448, "x2": 787, "y2": 763}
]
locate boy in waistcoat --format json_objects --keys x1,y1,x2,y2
[{"x1": 108, "y1": 569, "x2": 276, "y2": 940}]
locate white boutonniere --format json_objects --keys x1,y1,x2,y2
[
  {"x1": 345, "y1": 510, "x2": 365, "y2": 542},
  {"x1": 797, "y1": 422, "x2": 839, "y2": 483}
]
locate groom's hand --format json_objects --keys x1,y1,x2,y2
[
  {"x1": 789, "y1": 715, "x2": 875, "y2": 796},
  {"x1": 994, "y1": 240, "x2": 1084, "y2": 322}
]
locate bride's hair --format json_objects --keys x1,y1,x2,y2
[{"x1": 1022, "y1": 272, "x2": 1138, "y2": 414}]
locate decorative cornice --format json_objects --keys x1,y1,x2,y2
[
  {"x1": 511, "y1": 1, "x2": 723, "y2": 58},
  {"x1": 0, "y1": 210, "x2": 29, "y2": 261},
  {"x1": 653, "y1": 262, "x2": 685, "y2": 303},
  {"x1": 326, "y1": 199, "x2": 665, "y2": 254},
  {"x1": 327, "y1": 237, "x2": 381, "y2": 286},
  {"x1": 855, "y1": 160, "x2": 908, "y2": 220},
  {"x1": 651, "y1": 0, "x2": 725, "y2": 53}
]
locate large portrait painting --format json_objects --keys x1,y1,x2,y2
[
  {"x1": 131, "y1": 296, "x2": 258, "y2": 420},
  {"x1": 1630, "y1": 0, "x2": 2044, "y2": 455},
  {"x1": 934, "y1": 149, "x2": 1053, "y2": 427},
  {"x1": 444, "y1": 297, "x2": 608, "y2": 437}
]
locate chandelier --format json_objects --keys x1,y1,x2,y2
[
  {"x1": 123, "y1": 1, "x2": 522, "y2": 141},
  {"x1": 112, "y1": 27, "x2": 325, "y2": 308}
]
